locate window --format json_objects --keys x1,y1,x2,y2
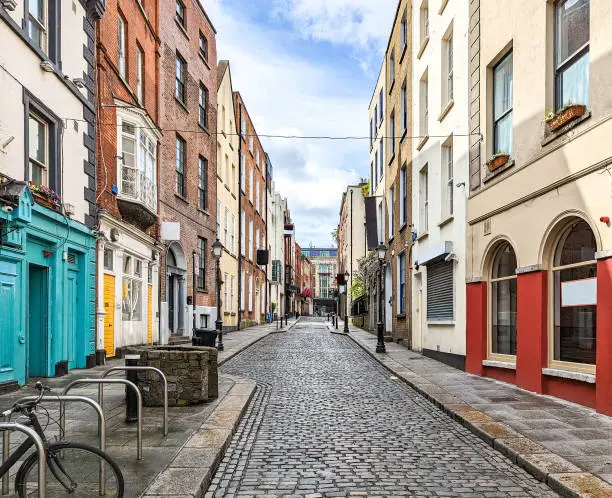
[
  {"x1": 249, "y1": 274, "x2": 253, "y2": 312},
  {"x1": 249, "y1": 219, "x2": 254, "y2": 261},
  {"x1": 256, "y1": 149, "x2": 260, "y2": 168},
  {"x1": 374, "y1": 150, "x2": 378, "y2": 186},
  {"x1": 216, "y1": 200, "x2": 221, "y2": 238},
  {"x1": 379, "y1": 138, "x2": 383, "y2": 178},
  {"x1": 117, "y1": 16, "x2": 126, "y2": 79},
  {"x1": 377, "y1": 202, "x2": 383, "y2": 244},
  {"x1": 419, "y1": 165, "x2": 428, "y2": 233},
  {"x1": 249, "y1": 135, "x2": 254, "y2": 154},
  {"x1": 230, "y1": 275, "x2": 235, "y2": 312},
  {"x1": 420, "y1": 1, "x2": 429, "y2": 45},
  {"x1": 379, "y1": 90, "x2": 383, "y2": 124},
  {"x1": 374, "y1": 105, "x2": 377, "y2": 131},
  {"x1": 493, "y1": 52, "x2": 513, "y2": 155},
  {"x1": 175, "y1": 135, "x2": 186, "y2": 197},
  {"x1": 223, "y1": 272, "x2": 228, "y2": 313},
  {"x1": 442, "y1": 139, "x2": 453, "y2": 217},
  {"x1": 103, "y1": 249, "x2": 114, "y2": 271},
  {"x1": 249, "y1": 167, "x2": 254, "y2": 204},
  {"x1": 389, "y1": 50, "x2": 395, "y2": 88},
  {"x1": 240, "y1": 270, "x2": 245, "y2": 311},
  {"x1": 420, "y1": 71, "x2": 429, "y2": 137},
  {"x1": 443, "y1": 31, "x2": 453, "y2": 105},
  {"x1": 175, "y1": 53, "x2": 186, "y2": 104},
  {"x1": 27, "y1": 0, "x2": 47, "y2": 52},
  {"x1": 240, "y1": 114, "x2": 246, "y2": 138},
  {"x1": 369, "y1": 118, "x2": 373, "y2": 148},
  {"x1": 398, "y1": 252, "x2": 406, "y2": 314},
  {"x1": 555, "y1": 0, "x2": 590, "y2": 110},
  {"x1": 255, "y1": 179, "x2": 259, "y2": 212},
  {"x1": 231, "y1": 215, "x2": 236, "y2": 254},
  {"x1": 255, "y1": 228, "x2": 260, "y2": 261},
  {"x1": 400, "y1": 164, "x2": 407, "y2": 226},
  {"x1": 198, "y1": 237, "x2": 207, "y2": 289},
  {"x1": 28, "y1": 112, "x2": 48, "y2": 186},
  {"x1": 175, "y1": 0, "x2": 185, "y2": 28},
  {"x1": 427, "y1": 260, "x2": 453, "y2": 321},
  {"x1": 551, "y1": 220, "x2": 597, "y2": 366},
  {"x1": 400, "y1": 9, "x2": 407, "y2": 52},
  {"x1": 199, "y1": 84, "x2": 208, "y2": 128},
  {"x1": 198, "y1": 156, "x2": 208, "y2": 210},
  {"x1": 136, "y1": 45, "x2": 144, "y2": 104},
  {"x1": 199, "y1": 32, "x2": 208, "y2": 61},
  {"x1": 401, "y1": 80, "x2": 407, "y2": 132},
  {"x1": 370, "y1": 162, "x2": 374, "y2": 188},
  {"x1": 224, "y1": 208, "x2": 229, "y2": 248},
  {"x1": 490, "y1": 243, "x2": 517, "y2": 357},
  {"x1": 388, "y1": 186, "x2": 394, "y2": 238},
  {"x1": 390, "y1": 110, "x2": 395, "y2": 157},
  {"x1": 240, "y1": 211, "x2": 246, "y2": 256},
  {"x1": 240, "y1": 153, "x2": 246, "y2": 191},
  {"x1": 122, "y1": 256, "x2": 142, "y2": 321}
]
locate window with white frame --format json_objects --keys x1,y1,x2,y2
[
  {"x1": 28, "y1": 0, "x2": 48, "y2": 53},
  {"x1": 379, "y1": 138, "x2": 383, "y2": 178},
  {"x1": 216, "y1": 200, "x2": 221, "y2": 238},
  {"x1": 240, "y1": 153, "x2": 246, "y2": 191},
  {"x1": 398, "y1": 251, "x2": 406, "y2": 314},
  {"x1": 223, "y1": 272, "x2": 228, "y2": 312},
  {"x1": 374, "y1": 104, "x2": 378, "y2": 132},
  {"x1": 198, "y1": 156, "x2": 208, "y2": 210},
  {"x1": 255, "y1": 179, "x2": 260, "y2": 212},
  {"x1": 175, "y1": 0, "x2": 186, "y2": 28},
  {"x1": 490, "y1": 243, "x2": 517, "y2": 358},
  {"x1": 377, "y1": 201, "x2": 383, "y2": 244},
  {"x1": 249, "y1": 167, "x2": 254, "y2": 204},
  {"x1": 388, "y1": 185, "x2": 395, "y2": 238},
  {"x1": 231, "y1": 215, "x2": 236, "y2": 254},
  {"x1": 379, "y1": 90, "x2": 383, "y2": 125},
  {"x1": 122, "y1": 255, "x2": 142, "y2": 321},
  {"x1": 175, "y1": 52, "x2": 186, "y2": 103},
  {"x1": 118, "y1": 15, "x2": 126, "y2": 79},
  {"x1": 390, "y1": 110, "x2": 395, "y2": 157},
  {"x1": 419, "y1": 165, "x2": 428, "y2": 233},
  {"x1": 401, "y1": 79, "x2": 407, "y2": 133},
  {"x1": 197, "y1": 237, "x2": 207, "y2": 289},
  {"x1": 420, "y1": 71, "x2": 429, "y2": 137},
  {"x1": 240, "y1": 270, "x2": 245, "y2": 310},
  {"x1": 555, "y1": 0, "x2": 590, "y2": 110},
  {"x1": 420, "y1": 0, "x2": 429, "y2": 46},
  {"x1": 103, "y1": 248, "x2": 114, "y2": 271},
  {"x1": 136, "y1": 45, "x2": 144, "y2": 103},
  {"x1": 442, "y1": 138, "x2": 454, "y2": 217},
  {"x1": 369, "y1": 118, "x2": 373, "y2": 148},
  {"x1": 255, "y1": 228, "x2": 260, "y2": 261},
  {"x1": 249, "y1": 135, "x2": 254, "y2": 154},
  {"x1": 240, "y1": 114, "x2": 246, "y2": 138},
  {"x1": 256, "y1": 149, "x2": 260, "y2": 168},
  {"x1": 175, "y1": 135, "x2": 186, "y2": 197},
  {"x1": 374, "y1": 150, "x2": 378, "y2": 186},
  {"x1": 400, "y1": 9, "x2": 407, "y2": 53},
  {"x1": 249, "y1": 274, "x2": 253, "y2": 312},
  {"x1": 28, "y1": 111, "x2": 49, "y2": 187},
  {"x1": 199, "y1": 84, "x2": 208, "y2": 128},
  {"x1": 493, "y1": 51, "x2": 513, "y2": 156},
  {"x1": 442, "y1": 28, "x2": 453, "y2": 106},
  {"x1": 117, "y1": 113, "x2": 157, "y2": 211},
  {"x1": 249, "y1": 219, "x2": 254, "y2": 261},
  {"x1": 241, "y1": 211, "x2": 246, "y2": 256},
  {"x1": 389, "y1": 50, "x2": 395, "y2": 88},
  {"x1": 224, "y1": 208, "x2": 229, "y2": 248},
  {"x1": 400, "y1": 164, "x2": 407, "y2": 226},
  {"x1": 199, "y1": 32, "x2": 208, "y2": 61},
  {"x1": 230, "y1": 275, "x2": 235, "y2": 312}
]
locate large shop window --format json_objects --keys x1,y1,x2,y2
[
  {"x1": 552, "y1": 220, "x2": 597, "y2": 367},
  {"x1": 426, "y1": 260, "x2": 454, "y2": 321},
  {"x1": 122, "y1": 255, "x2": 143, "y2": 321},
  {"x1": 490, "y1": 243, "x2": 517, "y2": 357}
]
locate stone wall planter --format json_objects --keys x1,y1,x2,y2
[
  {"x1": 124, "y1": 345, "x2": 218, "y2": 407},
  {"x1": 487, "y1": 154, "x2": 510, "y2": 172},
  {"x1": 546, "y1": 104, "x2": 586, "y2": 132}
]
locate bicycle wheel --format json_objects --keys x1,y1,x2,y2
[{"x1": 15, "y1": 441, "x2": 124, "y2": 497}]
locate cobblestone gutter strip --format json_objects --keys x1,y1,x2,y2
[
  {"x1": 142, "y1": 375, "x2": 257, "y2": 498},
  {"x1": 346, "y1": 331, "x2": 612, "y2": 498}
]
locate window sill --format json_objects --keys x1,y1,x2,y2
[
  {"x1": 388, "y1": 152, "x2": 395, "y2": 165},
  {"x1": 541, "y1": 111, "x2": 591, "y2": 147},
  {"x1": 438, "y1": 215, "x2": 454, "y2": 228},
  {"x1": 438, "y1": 99, "x2": 454, "y2": 122},
  {"x1": 198, "y1": 208, "x2": 211, "y2": 217},
  {"x1": 224, "y1": 184, "x2": 231, "y2": 192},
  {"x1": 416, "y1": 135, "x2": 429, "y2": 151},
  {"x1": 196, "y1": 287, "x2": 209, "y2": 294},
  {"x1": 388, "y1": 235, "x2": 395, "y2": 244},
  {"x1": 175, "y1": 18, "x2": 190, "y2": 40},
  {"x1": 438, "y1": 0, "x2": 449, "y2": 14},
  {"x1": 399, "y1": 128, "x2": 408, "y2": 144},
  {"x1": 199, "y1": 52, "x2": 210, "y2": 69},
  {"x1": 427, "y1": 320, "x2": 455, "y2": 326},
  {"x1": 396, "y1": 313, "x2": 406, "y2": 319},
  {"x1": 198, "y1": 122, "x2": 210, "y2": 135},
  {"x1": 417, "y1": 36, "x2": 429, "y2": 59},
  {"x1": 483, "y1": 359, "x2": 516, "y2": 370},
  {"x1": 483, "y1": 159, "x2": 515, "y2": 184},
  {"x1": 416, "y1": 232, "x2": 428, "y2": 242},
  {"x1": 175, "y1": 193, "x2": 189, "y2": 204},
  {"x1": 399, "y1": 222, "x2": 408, "y2": 233},
  {"x1": 542, "y1": 368, "x2": 595, "y2": 384},
  {"x1": 399, "y1": 44, "x2": 407, "y2": 64},
  {"x1": 175, "y1": 97, "x2": 189, "y2": 113}
]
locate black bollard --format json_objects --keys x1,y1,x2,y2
[{"x1": 125, "y1": 354, "x2": 140, "y2": 423}]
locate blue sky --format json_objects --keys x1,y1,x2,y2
[{"x1": 200, "y1": 0, "x2": 397, "y2": 247}]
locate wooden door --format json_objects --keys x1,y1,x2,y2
[{"x1": 103, "y1": 274, "x2": 115, "y2": 358}]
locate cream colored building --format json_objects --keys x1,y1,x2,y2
[
  {"x1": 369, "y1": 60, "x2": 387, "y2": 247},
  {"x1": 410, "y1": 0, "x2": 469, "y2": 369},
  {"x1": 466, "y1": 0, "x2": 612, "y2": 415},
  {"x1": 216, "y1": 61, "x2": 239, "y2": 330},
  {"x1": 268, "y1": 182, "x2": 285, "y2": 319}
]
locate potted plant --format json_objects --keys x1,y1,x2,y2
[
  {"x1": 487, "y1": 152, "x2": 510, "y2": 172},
  {"x1": 545, "y1": 102, "x2": 586, "y2": 132},
  {"x1": 28, "y1": 182, "x2": 61, "y2": 209}
]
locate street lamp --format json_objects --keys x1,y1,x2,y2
[
  {"x1": 376, "y1": 243, "x2": 387, "y2": 353},
  {"x1": 212, "y1": 239, "x2": 224, "y2": 351},
  {"x1": 343, "y1": 270, "x2": 350, "y2": 334}
]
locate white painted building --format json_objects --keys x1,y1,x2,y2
[
  {"x1": 410, "y1": 0, "x2": 469, "y2": 369},
  {"x1": 268, "y1": 183, "x2": 285, "y2": 319},
  {"x1": 369, "y1": 59, "x2": 387, "y2": 247}
]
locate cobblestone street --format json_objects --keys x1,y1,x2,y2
[{"x1": 208, "y1": 318, "x2": 558, "y2": 497}]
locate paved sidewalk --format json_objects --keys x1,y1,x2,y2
[{"x1": 340, "y1": 324, "x2": 612, "y2": 497}]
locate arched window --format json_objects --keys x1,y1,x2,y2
[
  {"x1": 552, "y1": 220, "x2": 597, "y2": 366},
  {"x1": 490, "y1": 243, "x2": 517, "y2": 357}
]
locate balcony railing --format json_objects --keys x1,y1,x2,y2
[{"x1": 120, "y1": 165, "x2": 157, "y2": 212}]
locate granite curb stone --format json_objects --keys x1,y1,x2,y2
[{"x1": 345, "y1": 328, "x2": 612, "y2": 498}]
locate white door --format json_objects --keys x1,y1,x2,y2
[{"x1": 385, "y1": 265, "x2": 392, "y2": 333}]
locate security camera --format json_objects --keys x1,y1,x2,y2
[{"x1": 1, "y1": 205, "x2": 14, "y2": 214}]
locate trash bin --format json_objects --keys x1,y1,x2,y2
[
  {"x1": 192, "y1": 328, "x2": 217, "y2": 347},
  {"x1": 125, "y1": 354, "x2": 140, "y2": 423}
]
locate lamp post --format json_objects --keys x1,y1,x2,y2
[
  {"x1": 343, "y1": 270, "x2": 350, "y2": 334},
  {"x1": 376, "y1": 243, "x2": 387, "y2": 353},
  {"x1": 212, "y1": 239, "x2": 224, "y2": 351}
]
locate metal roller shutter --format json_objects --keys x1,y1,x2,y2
[{"x1": 427, "y1": 261, "x2": 454, "y2": 321}]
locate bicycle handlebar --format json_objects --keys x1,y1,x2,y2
[{"x1": 2, "y1": 382, "x2": 50, "y2": 418}]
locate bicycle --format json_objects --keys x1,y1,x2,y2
[{"x1": 0, "y1": 382, "x2": 124, "y2": 497}]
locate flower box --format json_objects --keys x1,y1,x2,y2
[
  {"x1": 29, "y1": 183, "x2": 61, "y2": 210},
  {"x1": 487, "y1": 154, "x2": 510, "y2": 173},
  {"x1": 546, "y1": 104, "x2": 586, "y2": 132}
]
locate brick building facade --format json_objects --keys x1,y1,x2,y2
[
  {"x1": 234, "y1": 93, "x2": 267, "y2": 328},
  {"x1": 158, "y1": 0, "x2": 218, "y2": 340}
]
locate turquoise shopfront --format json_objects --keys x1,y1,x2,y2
[{"x1": 0, "y1": 182, "x2": 96, "y2": 389}]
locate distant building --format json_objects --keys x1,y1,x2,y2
[{"x1": 302, "y1": 248, "x2": 338, "y2": 315}]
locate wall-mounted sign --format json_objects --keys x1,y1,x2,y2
[{"x1": 561, "y1": 277, "x2": 597, "y2": 307}]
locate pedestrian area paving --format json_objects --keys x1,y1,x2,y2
[{"x1": 209, "y1": 318, "x2": 558, "y2": 497}]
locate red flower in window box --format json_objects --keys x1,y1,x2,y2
[{"x1": 28, "y1": 182, "x2": 61, "y2": 209}]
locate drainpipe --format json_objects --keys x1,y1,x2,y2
[{"x1": 237, "y1": 102, "x2": 243, "y2": 331}]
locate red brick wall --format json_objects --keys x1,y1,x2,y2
[
  {"x1": 96, "y1": 0, "x2": 160, "y2": 223},
  {"x1": 158, "y1": 0, "x2": 218, "y2": 307},
  {"x1": 234, "y1": 93, "x2": 267, "y2": 323}
]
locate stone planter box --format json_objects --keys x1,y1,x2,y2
[{"x1": 124, "y1": 345, "x2": 218, "y2": 407}]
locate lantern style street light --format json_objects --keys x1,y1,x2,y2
[
  {"x1": 212, "y1": 239, "x2": 224, "y2": 351},
  {"x1": 343, "y1": 270, "x2": 350, "y2": 334},
  {"x1": 376, "y1": 243, "x2": 387, "y2": 353}
]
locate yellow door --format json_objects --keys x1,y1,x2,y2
[
  {"x1": 147, "y1": 284, "x2": 153, "y2": 344},
  {"x1": 103, "y1": 274, "x2": 115, "y2": 358}
]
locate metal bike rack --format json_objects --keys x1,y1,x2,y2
[
  {"x1": 0, "y1": 422, "x2": 46, "y2": 498},
  {"x1": 62, "y1": 379, "x2": 142, "y2": 460},
  {"x1": 102, "y1": 366, "x2": 168, "y2": 437}
]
